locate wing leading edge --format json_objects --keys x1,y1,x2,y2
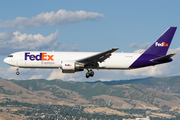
[{"x1": 77, "y1": 48, "x2": 119, "y2": 64}]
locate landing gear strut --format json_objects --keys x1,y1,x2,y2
[
  {"x1": 16, "y1": 67, "x2": 20, "y2": 75},
  {"x1": 86, "y1": 69, "x2": 94, "y2": 78}
]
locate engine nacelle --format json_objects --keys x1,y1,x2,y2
[{"x1": 61, "y1": 61, "x2": 84, "y2": 73}]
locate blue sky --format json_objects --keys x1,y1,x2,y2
[{"x1": 0, "y1": 0, "x2": 180, "y2": 81}]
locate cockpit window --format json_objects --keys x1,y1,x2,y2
[{"x1": 8, "y1": 55, "x2": 13, "y2": 57}]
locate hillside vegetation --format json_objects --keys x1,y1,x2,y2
[
  {"x1": 8, "y1": 76, "x2": 180, "y2": 111},
  {"x1": 0, "y1": 76, "x2": 180, "y2": 119}
]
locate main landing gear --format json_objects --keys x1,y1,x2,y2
[
  {"x1": 86, "y1": 69, "x2": 94, "y2": 78},
  {"x1": 16, "y1": 67, "x2": 20, "y2": 75}
]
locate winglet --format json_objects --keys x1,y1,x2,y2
[{"x1": 143, "y1": 27, "x2": 177, "y2": 56}]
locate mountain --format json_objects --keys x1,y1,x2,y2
[
  {"x1": 1, "y1": 76, "x2": 180, "y2": 118},
  {"x1": 88, "y1": 76, "x2": 180, "y2": 94},
  {"x1": 7, "y1": 76, "x2": 180, "y2": 110}
]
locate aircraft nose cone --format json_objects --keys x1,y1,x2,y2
[{"x1": 4, "y1": 57, "x2": 9, "y2": 64}]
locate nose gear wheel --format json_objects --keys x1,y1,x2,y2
[{"x1": 16, "y1": 67, "x2": 20, "y2": 75}]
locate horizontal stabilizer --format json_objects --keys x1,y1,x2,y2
[{"x1": 150, "y1": 53, "x2": 176, "y2": 62}]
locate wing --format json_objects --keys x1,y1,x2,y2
[{"x1": 77, "y1": 48, "x2": 119, "y2": 64}]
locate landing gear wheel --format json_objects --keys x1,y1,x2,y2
[
  {"x1": 86, "y1": 72, "x2": 90, "y2": 78},
  {"x1": 85, "y1": 69, "x2": 94, "y2": 78},
  {"x1": 89, "y1": 71, "x2": 94, "y2": 77},
  {"x1": 16, "y1": 72, "x2": 20, "y2": 75},
  {"x1": 16, "y1": 67, "x2": 20, "y2": 75}
]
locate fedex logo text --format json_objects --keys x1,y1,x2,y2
[
  {"x1": 25, "y1": 53, "x2": 54, "y2": 61},
  {"x1": 65, "y1": 64, "x2": 72, "y2": 66},
  {"x1": 155, "y1": 42, "x2": 168, "y2": 47}
]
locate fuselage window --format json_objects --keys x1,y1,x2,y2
[{"x1": 8, "y1": 55, "x2": 13, "y2": 57}]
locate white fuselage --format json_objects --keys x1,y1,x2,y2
[
  {"x1": 3, "y1": 27, "x2": 176, "y2": 78},
  {"x1": 4, "y1": 51, "x2": 142, "y2": 70}
]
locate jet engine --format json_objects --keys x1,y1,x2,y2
[{"x1": 61, "y1": 61, "x2": 84, "y2": 73}]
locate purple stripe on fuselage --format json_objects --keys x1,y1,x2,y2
[{"x1": 129, "y1": 54, "x2": 172, "y2": 68}]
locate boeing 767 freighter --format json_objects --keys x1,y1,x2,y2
[{"x1": 4, "y1": 27, "x2": 177, "y2": 78}]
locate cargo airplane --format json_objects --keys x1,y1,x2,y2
[{"x1": 4, "y1": 27, "x2": 177, "y2": 78}]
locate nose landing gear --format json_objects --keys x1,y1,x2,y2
[
  {"x1": 86, "y1": 69, "x2": 94, "y2": 78},
  {"x1": 16, "y1": 67, "x2": 20, "y2": 75}
]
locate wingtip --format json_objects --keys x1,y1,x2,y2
[
  {"x1": 112, "y1": 48, "x2": 119, "y2": 50},
  {"x1": 171, "y1": 53, "x2": 176, "y2": 57}
]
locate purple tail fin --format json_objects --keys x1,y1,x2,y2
[{"x1": 143, "y1": 27, "x2": 177, "y2": 56}]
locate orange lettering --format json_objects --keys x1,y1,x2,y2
[
  {"x1": 42, "y1": 53, "x2": 47, "y2": 61},
  {"x1": 163, "y1": 42, "x2": 165, "y2": 46},
  {"x1": 163, "y1": 42, "x2": 168, "y2": 47},
  {"x1": 47, "y1": 55, "x2": 54, "y2": 61}
]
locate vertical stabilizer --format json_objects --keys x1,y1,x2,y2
[{"x1": 143, "y1": 27, "x2": 177, "y2": 56}]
